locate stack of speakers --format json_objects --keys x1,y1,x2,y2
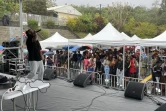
[{"x1": 2, "y1": 40, "x2": 20, "y2": 59}]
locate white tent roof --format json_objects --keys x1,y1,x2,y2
[
  {"x1": 131, "y1": 35, "x2": 141, "y2": 40},
  {"x1": 90, "y1": 23, "x2": 127, "y2": 41},
  {"x1": 151, "y1": 30, "x2": 166, "y2": 41},
  {"x1": 140, "y1": 31, "x2": 166, "y2": 46},
  {"x1": 40, "y1": 32, "x2": 68, "y2": 49},
  {"x1": 69, "y1": 23, "x2": 139, "y2": 46},
  {"x1": 121, "y1": 32, "x2": 131, "y2": 40},
  {"x1": 82, "y1": 33, "x2": 93, "y2": 40}
]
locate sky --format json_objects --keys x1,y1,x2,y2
[{"x1": 56, "y1": 0, "x2": 161, "y2": 8}]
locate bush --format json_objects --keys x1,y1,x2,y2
[
  {"x1": 46, "y1": 19, "x2": 55, "y2": 29},
  {"x1": 28, "y1": 19, "x2": 38, "y2": 30},
  {"x1": 38, "y1": 28, "x2": 49, "y2": 39}
]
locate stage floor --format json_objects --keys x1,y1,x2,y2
[{"x1": 1, "y1": 79, "x2": 160, "y2": 111}]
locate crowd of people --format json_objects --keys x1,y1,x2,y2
[
  {"x1": 43, "y1": 48, "x2": 142, "y2": 87},
  {"x1": 24, "y1": 41, "x2": 166, "y2": 92}
]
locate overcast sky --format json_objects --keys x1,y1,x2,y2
[{"x1": 56, "y1": 0, "x2": 161, "y2": 8}]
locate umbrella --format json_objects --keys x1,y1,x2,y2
[
  {"x1": 45, "y1": 46, "x2": 54, "y2": 50},
  {"x1": 62, "y1": 45, "x2": 74, "y2": 50},
  {"x1": 43, "y1": 51, "x2": 54, "y2": 56},
  {"x1": 0, "y1": 46, "x2": 4, "y2": 50},
  {"x1": 41, "y1": 50, "x2": 48, "y2": 54},
  {"x1": 52, "y1": 47, "x2": 62, "y2": 50},
  {"x1": 70, "y1": 46, "x2": 80, "y2": 51},
  {"x1": 78, "y1": 46, "x2": 92, "y2": 51}
]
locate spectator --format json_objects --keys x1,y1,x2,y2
[
  {"x1": 2, "y1": 15, "x2": 9, "y2": 26},
  {"x1": 129, "y1": 55, "x2": 137, "y2": 78},
  {"x1": 46, "y1": 55, "x2": 54, "y2": 68},
  {"x1": 116, "y1": 54, "x2": 123, "y2": 87},
  {"x1": 153, "y1": 61, "x2": 162, "y2": 93},
  {"x1": 102, "y1": 55, "x2": 110, "y2": 86}
]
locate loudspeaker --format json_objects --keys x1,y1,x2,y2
[
  {"x1": 9, "y1": 41, "x2": 20, "y2": 47},
  {"x1": 73, "y1": 73, "x2": 92, "y2": 87},
  {"x1": 124, "y1": 81, "x2": 145, "y2": 100},
  {"x1": 155, "y1": 103, "x2": 166, "y2": 111},
  {"x1": 2, "y1": 41, "x2": 9, "y2": 47},
  {"x1": 43, "y1": 68, "x2": 57, "y2": 80}
]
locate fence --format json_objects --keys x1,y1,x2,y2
[
  {"x1": 10, "y1": 13, "x2": 67, "y2": 26},
  {"x1": 53, "y1": 67, "x2": 166, "y2": 97}
]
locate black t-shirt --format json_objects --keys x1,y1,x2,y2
[
  {"x1": 154, "y1": 66, "x2": 162, "y2": 77},
  {"x1": 26, "y1": 37, "x2": 42, "y2": 61}
]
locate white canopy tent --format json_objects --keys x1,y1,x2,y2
[
  {"x1": 90, "y1": 23, "x2": 128, "y2": 41},
  {"x1": 69, "y1": 23, "x2": 133, "y2": 45},
  {"x1": 82, "y1": 33, "x2": 93, "y2": 40},
  {"x1": 151, "y1": 30, "x2": 166, "y2": 41},
  {"x1": 131, "y1": 35, "x2": 141, "y2": 41},
  {"x1": 140, "y1": 30, "x2": 166, "y2": 46},
  {"x1": 40, "y1": 32, "x2": 68, "y2": 49},
  {"x1": 121, "y1": 32, "x2": 131, "y2": 40}
]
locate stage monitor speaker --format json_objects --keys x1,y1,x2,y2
[
  {"x1": 43, "y1": 68, "x2": 57, "y2": 80},
  {"x1": 155, "y1": 103, "x2": 166, "y2": 111},
  {"x1": 124, "y1": 81, "x2": 145, "y2": 100},
  {"x1": 73, "y1": 73, "x2": 92, "y2": 87}
]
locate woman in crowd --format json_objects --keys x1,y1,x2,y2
[
  {"x1": 95, "y1": 54, "x2": 101, "y2": 72},
  {"x1": 54, "y1": 50, "x2": 61, "y2": 67},
  {"x1": 46, "y1": 55, "x2": 54, "y2": 68},
  {"x1": 102, "y1": 55, "x2": 110, "y2": 85},
  {"x1": 88, "y1": 56, "x2": 95, "y2": 72},
  {"x1": 116, "y1": 54, "x2": 123, "y2": 87},
  {"x1": 129, "y1": 55, "x2": 137, "y2": 78},
  {"x1": 83, "y1": 56, "x2": 89, "y2": 70},
  {"x1": 125, "y1": 56, "x2": 130, "y2": 77},
  {"x1": 110, "y1": 56, "x2": 117, "y2": 85}
]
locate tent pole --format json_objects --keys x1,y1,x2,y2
[
  {"x1": 122, "y1": 45, "x2": 125, "y2": 89},
  {"x1": 19, "y1": 0, "x2": 23, "y2": 59},
  {"x1": 139, "y1": 45, "x2": 142, "y2": 79},
  {"x1": 67, "y1": 41, "x2": 70, "y2": 80}
]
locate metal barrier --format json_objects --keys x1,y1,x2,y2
[
  {"x1": 146, "y1": 81, "x2": 166, "y2": 96},
  {"x1": 43, "y1": 67, "x2": 166, "y2": 97},
  {"x1": 68, "y1": 68, "x2": 140, "y2": 89},
  {"x1": 44, "y1": 65, "x2": 68, "y2": 79},
  {"x1": 69, "y1": 68, "x2": 82, "y2": 80}
]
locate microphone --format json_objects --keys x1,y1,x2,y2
[{"x1": 35, "y1": 29, "x2": 41, "y2": 33}]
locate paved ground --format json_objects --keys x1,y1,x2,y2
[{"x1": 0, "y1": 78, "x2": 161, "y2": 111}]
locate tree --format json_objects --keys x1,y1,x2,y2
[
  {"x1": 66, "y1": 17, "x2": 77, "y2": 31},
  {"x1": 93, "y1": 14, "x2": 105, "y2": 32},
  {"x1": 0, "y1": 0, "x2": 19, "y2": 19},
  {"x1": 46, "y1": 0, "x2": 56, "y2": 8},
  {"x1": 132, "y1": 6, "x2": 150, "y2": 22},
  {"x1": 134, "y1": 22, "x2": 157, "y2": 38},
  {"x1": 158, "y1": 0, "x2": 166, "y2": 25},
  {"x1": 23, "y1": 0, "x2": 50, "y2": 15},
  {"x1": 107, "y1": 2, "x2": 133, "y2": 31},
  {"x1": 124, "y1": 17, "x2": 136, "y2": 36}
]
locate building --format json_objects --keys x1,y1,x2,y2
[{"x1": 47, "y1": 5, "x2": 82, "y2": 24}]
